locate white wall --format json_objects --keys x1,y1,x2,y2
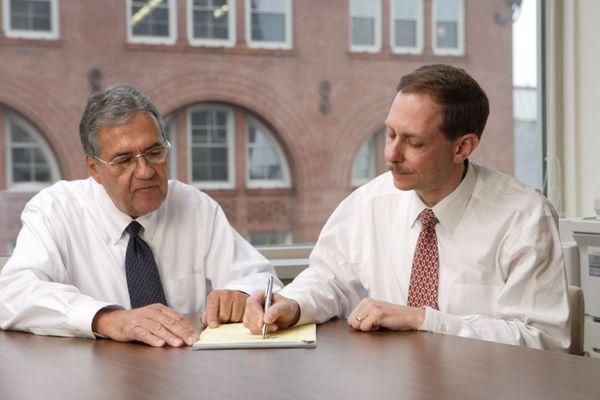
[
  {"x1": 550, "y1": 0, "x2": 600, "y2": 218},
  {"x1": 573, "y1": 1, "x2": 600, "y2": 217}
]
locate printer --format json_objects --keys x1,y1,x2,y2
[{"x1": 560, "y1": 217, "x2": 600, "y2": 358}]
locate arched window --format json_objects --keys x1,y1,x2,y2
[
  {"x1": 163, "y1": 115, "x2": 177, "y2": 180},
  {"x1": 246, "y1": 116, "x2": 291, "y2": 189},
  {"x1": 187, "y1": 104, "x2": 235, "y2": 189},
  {"x1": 351, "y1": 129, "x2": 386, "y2": 187},
  {"x1": 5, "y1": 112, "x2": 60, "y2": 191}
]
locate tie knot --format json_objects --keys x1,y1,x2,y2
[
  {"x1": 419, "y1": 208, "x2": 438, "y2": 229},
  {"x1": 126, "y1": 221, "x2": 143, "y2": 237}
]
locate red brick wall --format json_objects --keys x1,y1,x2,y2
[{"x1": 0, "y1": 0, "x2": 512, "y2": 249}]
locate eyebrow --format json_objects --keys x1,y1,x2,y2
[
  {"x1": 110, "y1": 141, "x2": 164, "y2": 159},
  {"x1": 385, "y1": 125, "x2": 422, "y2": 139}
]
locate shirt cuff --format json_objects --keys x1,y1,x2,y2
[
  {"x1": 67, "y1": 299, "x2": 121, "y2": 339},
  {"x1": 420, "y1": 307, "x2": 461, "y2": 335}
]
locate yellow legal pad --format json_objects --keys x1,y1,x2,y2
[{"x1": 192, "y1": 323, "x2": 317, "y2": 350}]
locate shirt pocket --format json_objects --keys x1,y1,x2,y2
[
  {"x1": 162, "y1": 277, "x2": 197, "y2": 314},
  {"x1": 447, "y1": 284, "x2": 501, "y2": 316}
]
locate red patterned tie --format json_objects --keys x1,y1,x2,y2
[{"x1": 407, "y1": 208, "x2": 439, "y2": 309}]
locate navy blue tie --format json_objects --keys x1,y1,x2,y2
[{"x1": 124, "y1": 221, "x2": 167, "y2": 308}]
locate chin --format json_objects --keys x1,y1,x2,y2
[
  {"x1": 132, "y1": 195, "x2": 165, "y2": 217},
  {"x1": 392, "y1": 177, "x2": 418, "y2": 191}
]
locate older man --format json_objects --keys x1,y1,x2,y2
[
  {"x1": 0, "y1": 84, "x2": 281, "y2": 347},
  {"x1": 244, "y1": 64, "x2": 570, "y2": 352}
]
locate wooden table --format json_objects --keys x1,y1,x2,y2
[{"x1": 1, "y1": 319, "x2": 599, "y2": 400}]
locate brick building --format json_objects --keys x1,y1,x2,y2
[{"x1": 0, "y1": 0, "x2": 513, "y2": 252}]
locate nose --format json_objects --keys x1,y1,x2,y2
[
  {"x1": 133, "y1": 155, "x2": 156, "y2": 179},
  {"x1": 384, "y1": 138, "x2": 405, "y2": 164}
]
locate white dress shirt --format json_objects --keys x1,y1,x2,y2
[
  {"x1": 280, "y1": 162, "x2": 570, "y2": 351},
  {"x1": 0, "y1": 178, "x2": 281, "y2": 338}
]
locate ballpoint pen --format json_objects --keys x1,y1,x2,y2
[{"x1": 262, "y1": 275, "x2": 274, "y2": 339}]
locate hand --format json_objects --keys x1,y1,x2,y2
[
  {"x1": 348, "y1": 298, "x2": 425, "y2": 332},
  {"x1": 200, "y1": 289, "x2": 249, "y2": 329},
  {"x1": 243, "y1": 292, "x2": 301, "y2": 335},
  {"x1": 92, "y1": 304, "x2": 198, "y2": 347}
]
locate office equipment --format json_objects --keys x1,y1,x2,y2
[
  {"x1": 562, "y1": 217, "x2": 600, "y2": 358},
  {"x1": 1, "y1": 319, "x2": 599, "y2": 399},
  {"x1": 262, "y1": 275, "x2": 274, "y2": 338},
  {"x1": 193, "y1": 323, "x2": 316, "y2": 350}
]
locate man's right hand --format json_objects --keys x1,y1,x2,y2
[
  {"x1": 243, "y1": 292, "x2": 301, "y2": 335},
  {"x1": 91, "y1": 304, "x2": 198, "y2": 347}
]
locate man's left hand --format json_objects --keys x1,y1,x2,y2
[
  {"x1": 201, "y1": 289, "x2": 249, "y2": 328},
  {"x1": 348, "y1": 298, "x2": 426, "y2": 331}
]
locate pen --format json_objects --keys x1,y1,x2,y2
[{"x1": 262, "y1": 275, "x2": 274, "y2": 339}]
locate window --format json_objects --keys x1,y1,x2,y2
[
  {"x1": 188, "y1": 105, "x2": 235, "y2": 189},
  {"x1": 246, "y1": 117, "x2": 291, "y2": 189},
  {"x1": 351, "y1": 136, "x2": 376, "y2": 186},
  {"x1": 432, "y1": 0, "x2": 464, "y2": 55},
  {"x1": 245, "y1": 0, "x2": 292, "y2": 49},
  {"x1": 163, "y1": 116, "x2": 177, "y2": 180},
  {"x1": 188, "y1": 0, "x2": 235, "y2": 47},
  {"x1": 2, "y1": 0, "x2": 59, "y2": 39},
  {"x1": 127, "y1": 0, "x2": 176, "y2": 45},
  {"x1": 349, "y1": 0, "x2": 381, "y2": 53},
  {"x1": 390, "y1": 0, "x2": 423, "y2": 54},
  {"x1": 351, "y1": 130, "x2": 386, "y2": 187},
  {"x1": 248, "y1": 230, "x2": 292, "y2": 246},
  {"x1": 5, "y1": 112, "x2": 60, "y2": 191}
]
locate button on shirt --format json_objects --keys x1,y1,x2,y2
[
  {"x1": 280, "y1": 162, "x2": 570, "y2": 351},
  {"x1": 0, "y1": 178, "x2": 281, "y2": 338}
]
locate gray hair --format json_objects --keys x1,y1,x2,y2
[{"x1": 79, "y1": 84, "x2": 165, "y2": 157}]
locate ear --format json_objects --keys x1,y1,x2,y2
[
  {"x1": 453, "y1": 133, "x2": 479, "y2": 163},
  {"x1": 86, "y1": 155, "x2": 103, "y2": 185}
]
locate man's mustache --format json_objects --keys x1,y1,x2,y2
[{"x1": 387, "y1": 164, "x2": 414, "y2": 174}]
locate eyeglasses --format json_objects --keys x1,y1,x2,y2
[{"x1": 94, "y1": 142, "x2": 170, "y2": 174}]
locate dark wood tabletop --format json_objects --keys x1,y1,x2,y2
[{"x1": 1, "y1": 318, "x2": 599, "y2": 400}]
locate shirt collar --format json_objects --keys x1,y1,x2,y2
[
  {"x1": 407, "y1": 161, "x2": 477, "y2": 233},
  {"x1": 91, "y1": 179, "x2": 161, "y2": 244}
]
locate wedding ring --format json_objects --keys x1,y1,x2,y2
[{"x1": 355, "y1": 316, "x2": 363, "y2": 322}]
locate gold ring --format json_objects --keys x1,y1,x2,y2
[{"x1": 355, "y1": 316, "x2": 362, "y2": 322}]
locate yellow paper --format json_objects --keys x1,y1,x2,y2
[{"x1": 193, "y1": 323, "x2": 316, "y2": 349}]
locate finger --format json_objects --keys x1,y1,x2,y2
[
  {"x1": 360, "y1": 313, "x2": 380, "y2": 332},
  {"x1": 348, "y1": 306, "x2": 364, "y2": 330},
  {"x1": 218, "y1": 293, "x2": 233, "y2": 323},
  {"x1": 205, "y1": 292, "x2": 221, "y2": 328},
  {"x1": 154, "y1": 308, "x2": 199, "y2": 345},
  {"x1": 129, "y1": 325, "x2": 166, "y2": 347},
  {"x1": 230, "y1": 297, "x2": 245, "y2": 322},
  {"x1": 347, "y1": 303, "x2": 362, "y2": 327},
  {"x1": 140, "y1": 317, "x2": 185, "y2": 347},
  {"x1": 200, "y1": 311, "x2": 207, "y2": 327},
  {"x1": 244, "y1": 293, "x2": 266, "y2": 334},
  {"x1": 264, "y1": 299, "x2": 296, "y2": 328}
]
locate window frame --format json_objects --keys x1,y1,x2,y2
[
  {"x1": 244, "y1": 0, "x2": 293, "y2": 50},
  {"x1": 187, "y1": 0, "x2": 236, "y2": 47},
  {"x1": 431, "y1": 0, "x2": 465, "y2": 56},
  {"x1": 187, "y1": 104, "x2": 236, "y2": 190},
  {"x1": 390, "y1": 0, "x2": 424, "y2": 55},
  {"x1": 245, "y1": 116, "x2": 291, "y2": 189},
  {"x1": 349, "y1": 0, "x2": 382, "y2": 53},
  {"x1": 2, "y1": 0, "x2": 60, "y2": 40},
  {"x1": 126, "y1": 0, "x2": 177, "y2": 45},
  {"x1": 5, "y1": 112, "x2": 60, "y2": 192}
]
